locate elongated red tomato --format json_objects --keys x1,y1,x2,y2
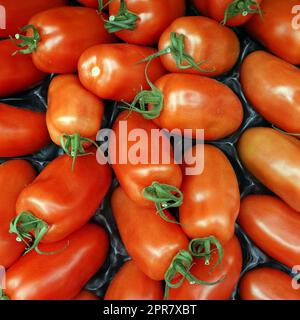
[
  {"x1": 156, "y1": 16, "x2": 240, "y2": 77},
  {"x1": 0, "y1": 0, "x2": 68, "y2": 38},
  {"x1": 74, "y1": 290, "x2": 99, "y2": 300},
  {"x1": 0, "y1": 103, "x2": 50, "y2": 157},
  {"x1": 180, "y1": 145, "x2": 240, "y2": 244},
  {"x1": 13, "y1": 7, "x2": 116, "y2": 73},
  {"x1": 12, "y1": 152, "x2": 111, "y2": 251},
  {"x1": 47, "y1": 74, "x2": 104, "y2": 146},
  {"x1": 239, "y1": 267, "x2": 300, "y2": 300},
  {"x1": 0, "y1": 40, "x2": 46, "y2": 98},
  {"x1": 4, "y1": 224, "x2": 109, "y2": 300},
  {"x1": 245, "y1": 0, "x2": 300, "y2": 65},
  {"x1": 151, "y1": 73, "x2": 243, "y2": 140},
  {"x1": 239, "y1": 195, "x2": 300, "y2": 269},
  {"x1": 111, "y1": 187, "x2": 189, "y2": 281},
  {"x1": 109, "y1": 111, "x2": 182, "y2": 208},
  {"x1": 238, "y1": 128, "x2": 300, "y2": 212},
  {"x1": 78, "y1": 44, "x2": 166, "y2": 102},
  {"x1": 241, "y1": 51, "x2": 300, "y2": 134},
  {"x1": 107, "y1": 0, "x2": 185, "y2": 45},
  {"x1": 0, "y1": 160, "x2": 36, "y2": 268},
  {"x1": 104, "y1": 260, "x2": 163, "y2": 300},
  {"x1": 192, "y1": 0, "x2": 263, "y2": 26},
  {"x1": 169, "y1": 235, "x2": 242, "y2": 300}
]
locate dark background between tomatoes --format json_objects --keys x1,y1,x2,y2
[{"x1": 0, "y1": 1, "x2": 295, "y2": 299}]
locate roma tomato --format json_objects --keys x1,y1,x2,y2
[
  {"x1": 12, "y1": 7, "x2": 116, "y2": 73},
  {"x1": 180, "y1": 145, "x2": 240, "y2": 245},
  {"x1": 0, "y1": 160, "x2": 36, "y2": 268},
  {"x1": 74, "y1": 290, "x2": 99, "y2": 300},
  {"x1": 10, "y1": 151, "x2": 111, "y2": 253},
  {"x1": 0, "y1": 39, "x2": 45, "y2": 97},
  {"x1": 109, "y1": 111, "x2": 182, "y2": 212},
  {"x1": 168, "y1": 235, "x2": 242, "y2": 300},
  {"x1": 239, "y1": 267, "x2": 300, "y2": 300},
  {"x1": 152, "y1": 16, "x2": 240, "y2": 77},
  {"x1": 0, "y1": 0, "x2": 68, "y2": 38},
  {"x1": 238, "y1": 128, "x2": 300, "y2": 212},
  {"x1": 192, "y1": 0, "x2": 263, "y2": 26},
  {"x1": 104, "y1": 260, "x2": 163, "y2": 300},
  {"x1": 47, "y1": 74, "x2": 104, "y2": 146},
  {"x1": 4, "y1": 224, "x2": 108, "y2": 300},
  {"x1": 239, "y1": 195, "x2": 300, "y2": 269},
  {"x1": 107, "y1": 0, "x2": 185, "y2": 45},
  {"x1": 78, "y1": 44, "x2": 166, "y2": 102},
  {"x1": 0, "y1": 103, "x2": 50, "y2": 157},
  {"x1": 240, "y1": 51, "x2": 300, "y2": 134},
  {"x1": 245, "y1": 0, "x2": 300, "y2": 65}
]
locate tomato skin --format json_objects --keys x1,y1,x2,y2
[
  {"x1": 5, "y1": 224, "x2": 108, "y2": 300},
  {"x1": 239, "y1": 267, "x2": 300, "y2": 300},
  {"x1": 16, "y1": 152, "x2": 112, "y2": 243},
  {"x1": 192, "y1": 0, "x2": 263, "y2": 26},
  {"x1": 109, "y1": 111, "x2": 182, "y2": 208},
  {"x1": 104, "y1": 260, "x2": 163, "y2": 300},
  {"x1": 169, "y1": 235, "x2": 242, "y2": 300},
  {"x1": 78, "y1": 44, "x2": 166, "y2": 102},
  {"x1": 158, "y1": 16, "x2": 240, "y2": 77},
  {"x1": 77, "y1": 0, "x2": 103, "y2": 8},
  {"x1": 111, "y1": 187, "x2": 189, "y2": 281},
  {"x1": 238, "y1": 128, "x2": 300, "y2": 212},
  {"x1": 0, "y1": 160, "x2": 36, "y2": 268},
  {"x1": 47, "y1": 74, "x2": 104, "y2": 146},
  {"x1": 180, "y1": 145, "x2": 240, "y2": 244},
  {"x1": 238, "y1": 195, "x2": 300, "y2": 269},
  {"x1": 0, "y1": 103, "x2": 50, "y2": 157},
  {"x1": 26, "y1": 7, "x2": 116, "y2": 73},
  {"x1": 245, "y1": 0, "x2": 300, "y2": 65},
  {"x1": 74, "y1": 290, "x2": 99, "y2": 300},
  {"x1": 108, "y1": 0, "x2": 185, "y2": 45},
  {"x1": 240, "y1": 51, "x2": 300, "y2": 134},
  {"x1": 0, "y1": 40, "x2": 46, "y2": 98},
  {"x1": 153, "y1": 74, "x2": 243, "y2": 140}
]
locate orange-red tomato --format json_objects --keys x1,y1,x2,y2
[
  {"x1": 0, "y1": 103, "x2": 50, "y2": 157},
  {"x1": 192, "y1": 0, "x2": 263, "y2": 26},
  {"x1": 152, "y1": 73, "x2": 243, "y2": 140},
  {"x1": 104, "y1": 260, "x2": 163, "y2": 300},
  {"x1": 239, "y1": 267, "x2": 300, "y2": 300},
  {"x1": 47, "y1": 74, "x2": 104, "y2": 146},
  {"x1": 108, "y1": 0, "x2": 185, "y2": 45},
  {"x1": 5, "y1": 224, "x2": 109, "y2": 300},
  {"x1": 168, "y1": 235, "x2": 242, "y2": 300},
  {"x1": 78, "y1": 44, "x2": 166, "y2": 102},
  {"x1": 180, "y1": 145, "x2": 240, "y2": 244},
  {"x1": 0, "y1": 39, "x2": 46, "y2": 98},
  {"x1": 245, "y1": 0, "x2": 300, "y2": 65},
  {"x1": 157, "y1": 16, "x2": 240, "y2": 77},
  {"x1": 0, "y1": 160, "x2": 36, "y2": 268},
  {"x1": 74, "y1": 290, "x2": 99, "y2": 300},
  {"x1": 240, "y1": 51, "x2": 300, "y2": 134},
  {"x1": 111, "y1": 187, "x2": 189, "y2": 281},
  {"x1": 109, "y1": 111, "x2": 182, "y2": 208},
  {"x1": 238, "y1": 195, "x2": 300, "y2": 269},
  {"x1": 238, "y1": 128, "x2": 300, "y2": 212}
]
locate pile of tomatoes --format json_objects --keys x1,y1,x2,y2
[{"x1": 0, "y1": 0, "x2": 300, "y2": 301}]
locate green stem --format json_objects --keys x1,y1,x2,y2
[
  {"x1": 272, "y1": 125, "x2": 300, "y2": 137},
  {"x1": 98, "y1": 0, "x2": 114, "y2": 11},
  {"x1": 143, "y1": 182, "x2": 183, "y2": 224},
  {"x1": 222, "y1": 0, "x2": 262, "y2": 25},
  {"x1": 0, "y1": 289, "x2": 9, "y2": 300}
]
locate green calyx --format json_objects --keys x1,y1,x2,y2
[
  {"x1": 271, "y1": 125, "x2": 300, "y2": 137},
  {"x1": 98, "y1": 0, "x2": 113, "y2": 11},
  {"x1": 143, "y1": 182, "x2": 183, "y2": 224},
  {"x1": 60, "y1": 134, "x2": 99, "y2": 171},
  {"x1": 222, "y1": 0, "x2": 262, "y2": 25},
  {"x1": 104, "y1": 0, "x2": 138, "y2": 33},
  {"x1": 10, "y1": 24, "x2": 40, "y2": 55},
  {"x1": 0, "y1": 289, "x2": 9, "y2": 300},
  {"x1": 140, "y1": 32, "x2": 212, "y2": 73}
]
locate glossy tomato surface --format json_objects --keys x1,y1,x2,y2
[
  {"x1": 5, "y1": 224, "x2": 109, "y2": 300},
  {"x1": 238, "y1": 127, "x2": 300, "y2": 212},
  {"x1": 239, "y1": 195, "x2": 300, "y2": 269},
  {"x1": 104, "y1": 260, "x2": 163, "y2": 300}
]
